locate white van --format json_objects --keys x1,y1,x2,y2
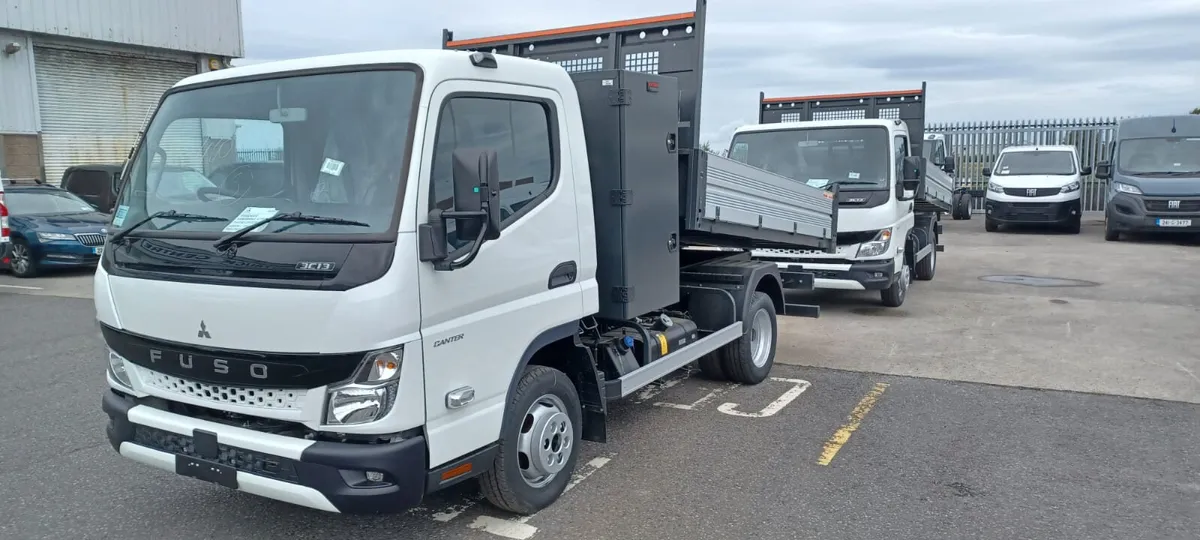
[{"x1": 982, "y1": 144, "x2": 1089, "y2": 233}]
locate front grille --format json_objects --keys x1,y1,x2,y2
[
  {"x1": 132, "y1": 425, "x2": 301, "y2": 483},
  {"x1": 74, "y1": 233, "x2": 105, "y2": 246},
  {"x1": 133, "y1": 365, "x2": 308, "y2": 411},
  {"x1": 1144, "y1": 199, "x2": 1200, "y2": 212},
  {"x1": 1003, "y1": 187, "x2": 1061, "y2": 197}
]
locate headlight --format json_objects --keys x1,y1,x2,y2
[
  {"x1": 1060, "y1": 180, "x2": 1081, "y2": 193},
  {"x1": 987, "y1": 181, "x2": 1004, "y2": 194},
  {"x1": 108, "y1": 348, "x2": 133, "y2": 389},
  {"x1": 1113, "y1": 182, "x2": 1142, "y2": 195},
  {"x1": 856, "y1": 228, "x2": 892, "y2": 258},
  {"x1": 324, "y1": 347, "x2": 403, "y2": 426},
  {"x1": 37, "y1": 232, "x2": 75, "y2": 242}
]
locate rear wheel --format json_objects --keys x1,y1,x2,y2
[
  {"x1": 480, "y1": 365, "x2": 582, "y2": 515},
  {"x1": 718, "y1": 291, "x2": 777, "y2": 384},
  {"x1": 7, "y1": 238, "x2": 38, "y2": 278},
  {"x1": 914, "y1": 227, "x2": 937, "y2": 281}
]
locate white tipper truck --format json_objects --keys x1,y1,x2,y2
[
  {"x1": 97, "y1": 0, "x2": 839, "y2": 515},
  {"x1": 727, "y1": 86, "x2": 953, "y2": 307}
]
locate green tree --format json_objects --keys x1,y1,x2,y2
[{"x1": 1191, "y1": 107, "x2": 1200, "y2": 114}]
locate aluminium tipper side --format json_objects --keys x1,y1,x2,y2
[
  {"x1": 758, "y1": 84, "x2": 954, "y2": 214},
  {"x1": 687, "y1": 151, "x2": 835, "y2": 250}
]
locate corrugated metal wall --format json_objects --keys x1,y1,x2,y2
[
  {"x1": 0, "y1": 0, "x2": 243, "y2": 57},
  {"x1": 927, "y1": 118, "x2": 1120, "y2": 213},
  {"x1": 34, "y1": 45, "x2": 199, "y2": 184},
  {"x1": 0, "y1": 31, "x2": 39, "y2": 134}
]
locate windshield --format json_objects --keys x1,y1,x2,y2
[
  {"x1": 7, "y1": 189, "x2": 96, "y2": 215},
  {"x1": 729, "y1": 127, "x2": 891, "y2": 190},
  {"x1": 994, "y1": 150, "x2": 1076, "y2": 176},
  {"x1": 113, "y1": 68, "x2": 419, "y2": 238},
  {"x1": 1117, "y1": 137, "x2": 1200, "y2": 176}
]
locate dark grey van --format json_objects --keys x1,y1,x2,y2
[{"x1": 1096, "y1": 115, "x2": 1200, "y2": 241}]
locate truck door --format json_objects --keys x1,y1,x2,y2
[{"x1": 415, "y1": 80, "x2": 585, "y2": 468}]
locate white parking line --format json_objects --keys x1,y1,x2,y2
[
  {"x1": 468, "y1": 455, "x2": 614, "y2": 539},
  {"x1": 0, "y1": 283, "x2": 43, "y2": 290}
]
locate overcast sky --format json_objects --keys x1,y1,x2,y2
[{"x1": 239, "y1": 0, "x2": 1200, "y2": 147}]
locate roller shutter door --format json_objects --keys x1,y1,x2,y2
[{"x1": 34, "y1": 45, "x2": 199, "y2": 185}]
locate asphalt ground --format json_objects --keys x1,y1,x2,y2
[{"x1": 1, "y1": 214, "x2": 1197, "y2": 539}]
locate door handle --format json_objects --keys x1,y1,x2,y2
[{"x1": 548, "y1": 261, "x2": 578, "y2": 289}]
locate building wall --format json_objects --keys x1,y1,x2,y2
[
  {"x1": 0, "y1": 0, "x2": 243, "y2": 57},
  {"x1": 0, "y1": 30, "x2": 39, "y2": 134}
]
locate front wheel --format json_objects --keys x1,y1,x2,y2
[
  {"x1": 1104, "y1": 212, "x2": 1119, "y2": 241},
  {"x1": 7, "y1": 238, "x2": 39, "y2": 278},
  {"x1": 880, "y1": 260, "x2": 910, "y2": 307},
  {"x1": 480, "y1": 365, "x2": 582, "y2": 515},
  {"x1": 985, "y1": 219, "x2": 998, "y2": 232}
]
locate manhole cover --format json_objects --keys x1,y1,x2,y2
[
  {"x1": 978, "y1": 275, "x2": 1100, "y2": 287},
  {"x1": 1050, "y1": 299, "x2": 1069, "y2": 304}
]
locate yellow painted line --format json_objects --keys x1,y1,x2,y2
[{"x1": 817, "y1": 382, "x2": 889, "y2": 466}]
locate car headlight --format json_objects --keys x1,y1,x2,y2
[
  {"x1": 1113, "y1": 182, "x2": 1142, "y2": 195},
  {"x1": 1060, "y1": 180, "x2": 1081, "y2": 193},
  {"x1": 856, "y1": 228, "x2": 892, "y2": 258},
  {"x1": 108, "y1": 348, "x2": 133, "y2": 389},
  {"x1": 324, "y1": 347, "x2": 403, "y2": 426},
  {"x1": 37, "y1": 232, "x2": 75, "y2": 242},
  {"x1": 987, "y1": 181, "x2": 1004, "y2": 194}
]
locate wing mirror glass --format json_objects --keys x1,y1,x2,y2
[{"x1": 418, "y1": 148, "x2": 503, "y2": 270}]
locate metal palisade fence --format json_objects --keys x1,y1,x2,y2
[{"x1": 927, "y1": 117, "x2": 1120, "y2": 213}]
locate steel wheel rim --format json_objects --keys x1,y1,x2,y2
[
  {"x1": 517, "y1": 393, "x2": 573, "y2": 488},
  {"x1": 10, "y1": 244, "x2": 30, "y2": 274},
  {"x1": 750, "y1": 308, "x2": 773, "y2": 368}
]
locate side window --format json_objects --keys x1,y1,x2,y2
[
  {"x1": 65, "y1": 170, "x2": 110, "y2": 198},
  {"x1": 934, "y1": 140, "x2": 947, "y2": 163},
  {"x1": 893, "y1": 135, "x2": 908, "y2": 180},
  {"x1": 430, "y1": 96, "x2": 555, "y2": 249}
]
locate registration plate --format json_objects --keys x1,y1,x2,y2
[
  {"x1": 1156, "y1": 219, "x2": 1192, "y2": 227},
  {"x1": 176, "y1": 455, "x2": 238, "y2": 489},
  {"x1": 93, "y1": 246, "x2": 104, "y2": 255}
]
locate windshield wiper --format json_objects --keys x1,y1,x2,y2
[
  {"x1": 212, "y1": 211, "x2": 370, "y2": 251},
  {"x1": 109, "y1": 210, "x2": 226, "y2": 244}
]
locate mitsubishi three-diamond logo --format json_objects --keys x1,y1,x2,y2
[{"x1": 197, "y1": 321, "x2": 212, "y2": 339}]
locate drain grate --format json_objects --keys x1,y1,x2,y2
[{"x1": 978, "y1": 275, "x2": 1100, "y2": 287}]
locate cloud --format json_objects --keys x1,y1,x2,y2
[{"x1": 239, "y1": 0, "x2": 1200, "y2": 147}]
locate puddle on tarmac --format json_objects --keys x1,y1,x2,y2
[{"x1": 978, "y1": 275, "x2": 1100, "y2": 287}]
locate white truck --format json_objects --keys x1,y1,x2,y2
[
  {"x1": 727, "y1": 87, "x2": 952, "y2": 307},
  {"x1": 97, "y1": 0, "x2": 839, "y2": 515}
]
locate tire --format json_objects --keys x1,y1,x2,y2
[
  {"x1": 880, "y1": 260, "x2": 911, "y2": 307},
  {"x1": 914, "y1": 227, "x2": 937, "y2": 281},
  {"x1": 1066, "y1": 216, "x2": 1081, "y2": 235},
  {"x1": 716, "y1": 291, "x2": 777, "y2": 384},
  {"x1": 7, "y1": 238, "x2": 39, "y2": 278},
  {"x1": 696, "y1": 352, "x2": 728, "y2": 381},
  {"x1": 984, "y1": 219, "x2": 998, "y2": 232},
  {"x1": 1104, "y1": 213, "x2": 1119, "y2": 241},
  {"x1": 480, "y1": 365, "x2": 582, "y2": 515},
  {"x1": 952, "y1": 192, "x2": 970, "y2": 220}
]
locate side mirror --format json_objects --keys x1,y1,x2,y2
[
  {"x1": 1080, "y1": 165, "x2": 1093, "y2": 176},
  {"x1": 942, "y1": 156, "x2": 956, "y2": 174},
  {"x1": 1094, "y1": 161, "x2": 1112, "y2": 180},
  {"x1": 899, "y1": 156, "x2": 923, "y2": 199},
  {"x1": 418, "y1": 148, "x2": 503, "y2": 270},
  {"x1": 982, "y1": 167, "x2": 992, "y2": 177}
]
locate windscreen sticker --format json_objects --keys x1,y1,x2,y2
[
  {"x1": 222, "y1": 207, "x2": 279, "y2": 233},
  {"x1": 848, "y1": 172, "x2": 861, "y2": 179},
  {"x1": 112, "y1": 205, "x2": 129, "y2": 227},
  {"x1": 806, "y1": 178, "x2": 831, "y2": 188},
  {"x1": 320, "y1": 158, "x2": 346, "y2": 177}
]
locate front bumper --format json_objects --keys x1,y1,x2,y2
[
  {"x1": 102, "y1": 389, "x2": 428, "y2": 514},
  {"x1": 37, "y1": 241, "x2": 103, "y2": 267},
  {"x1": 1107, "y1": 194, "x2": 1200, "y2": 233},
  {"x1": 779, "y1": 258, "x2": 896, "y2": 291},
  {"x1": 984, "y1": 199, "x2": 1081, "y2": 224}
]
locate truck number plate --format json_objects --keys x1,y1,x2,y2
[
  {"x1": 1156, "y1": 219, "x2": 1192, "y2": 227},
  {"x1": 176, "y1": 455, "x2": 238, "y2": 489}
]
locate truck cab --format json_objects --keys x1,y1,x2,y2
[
  {"x1": 1095, "y1": 115, "x2": 1200, "y2": 241},
  {"x1": 982, "y1": 144, "x2": 1089, "y2": 234},
  {"x1": 728, "y1": 87, "x2": 947, "y2": 308}
]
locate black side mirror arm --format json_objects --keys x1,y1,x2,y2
[{"x1": 419, "y1": 207, "x2": 494, "y2": 272}]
